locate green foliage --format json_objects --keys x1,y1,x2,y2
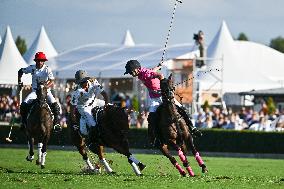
[
  {"x1": 0, "y1": 148, "x2": 284, "y2": 189},
  {"x1": 201, "y1": 100, "x2": 211, "y2": 111},
  {"x1": 237, "y1": 32, "x2": 249, "y2": 41},
  {"x1": 1, "y1": 126, "x2": 284, "y2": 153},
  {"x1": 132, "y1": 95, "x2": 139, "y2": 112},
  {"x1": 270, "y1": 36, "x2": 284, "y2": 53},
  {"x1": 15, "y1": 36, "x2": 27, "y2": 55},
  {"x1": 266, "y1": 97, "x2": 276, "y2": 115}
]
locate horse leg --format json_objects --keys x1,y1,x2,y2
[
  {"x1": 96, "y1": 145, "x2": 113, "y2": 173},
  {"x1": 26, "y1": 137, "x2": 34, "y2": 162},
  {"x1": 40, "y1": 137, "x2": 48, "y2": 169},
  {"x1": 187, "y1": 135, "x2": 208, "y2": 173},
  {"x1": 159, "y1": 144, "x2": 186, "y2": 177},
  {"x1": 176, "y1": 144, "x2": 195, "y2": 177},
  {"x1": 111, "y1": 142, "x2": 145, "y2": 176},
  {"x1": 36, "y1": 143, "x2": 43, "y2": 165}
]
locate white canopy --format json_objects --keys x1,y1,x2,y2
[
  {"x1": 0, "y1": 26, "x2": 31, "y2": 85},
  {"x1": 197, "y1": 21, "x2": 284, "y2": 93},
  {"x1": 23, "y1": 26, "x2": 58, "y2": 64},
  {"x1": 49, "y1": 42, "x2": 195, "y2": 79}
]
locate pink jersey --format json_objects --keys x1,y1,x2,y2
[{"x1": 138, "y1": 67, "x2": 161, "y2": 98}]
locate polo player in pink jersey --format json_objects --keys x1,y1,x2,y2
[{"x1": 124, "y1": 60, "x2": 202, "y2": 146}]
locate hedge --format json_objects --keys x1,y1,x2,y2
[{"x1": 1, "y1": 125, "x2": 284, "y2": 154}]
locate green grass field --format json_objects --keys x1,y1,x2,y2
[{"x1": 0, "y1": 148, "x2": 283, "y2": 189}]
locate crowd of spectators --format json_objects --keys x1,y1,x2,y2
[
  {"x1": 1, "y1": 93, "x2": 284, "y2": 132},
  {"x1": 192, "y1": 106, "x2": 284, "y2": 132},
  {"x1": 0, "y1": 95, "x2": 20, "y2": 123}
]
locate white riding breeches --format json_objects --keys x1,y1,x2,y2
[
  {"x1": 78, "y1": 99, "x2": 105, "y2": 136},
  {"x1": 24, "y1": 90, "x2": 56, "y2": 104},
  {"x1": 149, "y1": 97, "x2": 182, "y2": 112}
]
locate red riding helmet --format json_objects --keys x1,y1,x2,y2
[{"x1": 34, "y1": 52, "x2": 48, "y2": 62}]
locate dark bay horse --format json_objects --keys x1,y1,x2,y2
[
  {"x1": 155, "y1": 75, "x2": 208, "y2": 177},
  {"x1": 69, "y1": 103, "x2": 146, "y2": 176},
  {"x1": 25, "y1": 83, "x2": 53, "y2": 169}
]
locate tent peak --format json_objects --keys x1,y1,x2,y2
[{"x1": 121, "y1": 30, "x2": 135, "y2": 47}]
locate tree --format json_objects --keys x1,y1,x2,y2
[
  {"x1": 266, "y1": 97, "x2": 276, "y2": 115},
  {"x1": 201, "y1": 100, "x2": 211, "y2": 112},
  {"x1": 237, "y1": 32, "x2": 249, "y2": 41},
  {"x1": 269, "y1": 36, "x2": 284, "y2": 53},
  {"x1": 15, "y1": 36, "x2": 27, "y2": 55}
]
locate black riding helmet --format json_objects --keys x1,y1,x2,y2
[
  {"x1": 75, "y1": 70, "x2": 90, "y2": 84},
  {"x1": 124, "y1": 60, "x2": 141, "y2": 75}
]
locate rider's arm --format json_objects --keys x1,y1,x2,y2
[
  {"x1": 100, "y1": 90, "x2": 109, "y2": 104},
  {"x1": 152, "y1": 71, "x2": 164, "y2": 80},
  {"x1": 46, "y1": 67, "x2": 55, "y2": 88},
  {"x1": 152, "y1": 64, "x2": 162, "y2": 72},
  {"x1": 45, "y1": 79, "x2": 54, "y2": 88},
  {"x1": 18, "y1": 68, "x2": 24, "y2": 83}
]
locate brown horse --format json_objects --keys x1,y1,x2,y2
[
  {"x1": 155, "y1": 75, "x2": 208, "y2": 176},
  {"x1": 69, "y1": 103, "x2": 146, "y2": 176},
  {"x1": 25, "y1": 83, "x2": 53, "y2": 169}
]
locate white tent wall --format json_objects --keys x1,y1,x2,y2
[
  {"x1": 0, "y1": 26, "x2": 31, "y2": 85},
  {"x1": 197, "y1": 21, "x2": 284, "y2": 94}
]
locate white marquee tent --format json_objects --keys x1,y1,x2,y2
[
  {"x1": 49, "y1": 30, "x2": 195, "y2": 79},
  {"x1": 23, "y1": 26, "x2": 58, "y2": 65},
  {"x1": 0, "y1": 26, "x2": 31, "y2": 85},
  {"x1": 196, "y1": 21, "x2": 284, "y2": 93}
]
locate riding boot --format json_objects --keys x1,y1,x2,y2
[
  {"x1": 20, "y1": 102, "x2": 29, "y2": 131},
  {"x1": 176, "y1": 106, "x2": 202, "y2": 137},
  {"x1": 147, "y1": 112, "x2": 160, "y2": 147},
  {"x1": 50, "y1": 102, "x2": 62, "y2": 132}
]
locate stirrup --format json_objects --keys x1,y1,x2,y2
[{"x1": 53, "y1": 124, "x2": 62, "y2": 132}]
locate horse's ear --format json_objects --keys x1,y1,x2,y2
[{"x1": 168, "y1": 73, "x2": 173, "y2": 80}]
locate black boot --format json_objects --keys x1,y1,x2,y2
[
  {"x1": 20, "y1": 102, "x2": 29, "y2": 131},
  {"x1": 50, "y1": 102, "x2": 62, "y2": 132},
  {"x1": 176, "y1": 106, "x2": 202, "y2": 137}
]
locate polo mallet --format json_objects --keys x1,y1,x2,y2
[
  {"x1": 5, "y1": 83, "x2": 23, "y2": 143},
  {"x1": 159, "y1": 0, "x2": 182, "y2": 69},
  {"x1": 5, "y1": 116, "x2": 15, "y2": 143}
]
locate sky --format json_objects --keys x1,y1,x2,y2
[{"x1": 0, "y1": 0, "x2": 283, "y2": 53}]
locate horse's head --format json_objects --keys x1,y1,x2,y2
[
  {"x1": 160, "y1": 74, "x2": 175, "y2": 103},
  {"x1": 36, "y1": 81, "x2": 48, "y2": 103}
]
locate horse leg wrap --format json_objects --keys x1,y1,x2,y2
[
  {"x1": 195, "y1": 152, "x2": 204, "y2": 166},
  {"x1": 174, "y1": 162, "x2": 186, "y2": 176},
  {"x1": 41, "y1": 152, "x2": 47, "y2": 166},
  {"x1": 178, "y1": 148, "x2": 187, "y2": 163},
  {"x1": 130, "y1": 162, "x2": 142, "y2": 176},
  {"x1": 128, "y1": 155, "x2": 140, "y2": 165},
  {"x1": 186, "y1": 166, "x2": 195, "y2": 177},
  {"x1": 85, "y1": 158, "x2": 95, "y2": 170},
  {"x1": 37, "y1": 143, "x2": 43, "y2": 163},
  {"x1": 100, "y1": 158, "x2": 113, "y2": 173}
]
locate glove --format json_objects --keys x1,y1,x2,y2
[
  {"x1": 192, "y1": 127, "x2": 203, "y2": 137},
  {"x1": 18, "y1": 82, "x2": 23, "y2": 87}
]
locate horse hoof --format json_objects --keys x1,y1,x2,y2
[
  {"x1": 181, "y1": 171, "x2": 187, "y2": 177},
  {"x1": 41, "y1": 165, "x2": 45, "y2": 169},
  {"x1": 36, "y1": 160, "x2": 41, "y2": 165},
  {"x1": 202, "y1": 167, "x2": 208, "y2": 173},
  {"x1": 138, "y1": 163, "x2": 146, "y2": 172},
  {"x1": 26, "y1": 156, "x2": 34, "y2": 162}
]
